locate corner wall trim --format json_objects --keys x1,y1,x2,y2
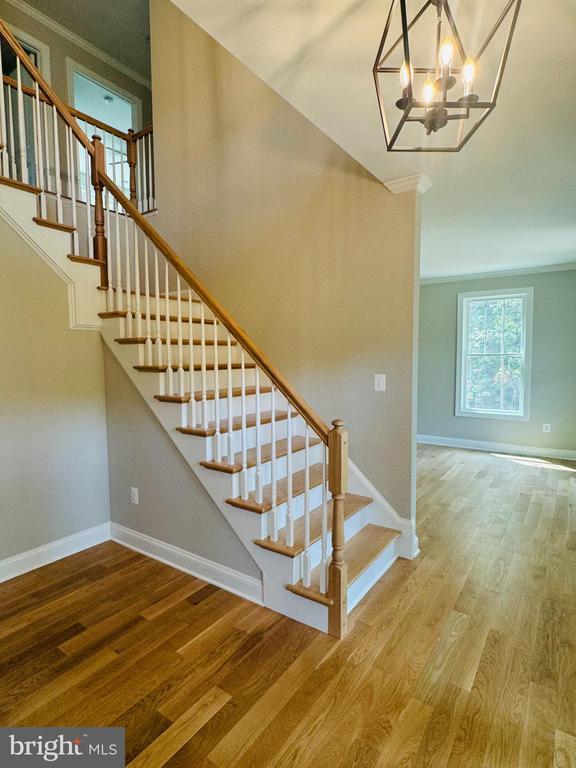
[
  {"x1": 417, "y1": 434, "x2": 576, "y2": 462},
  {"x1": 110, "y1": 523, "x2": 264, "y2": 605},
  {"x1": 385, "y1": 173, "x2": 432, "y2": 195},
  {"x1": 0, "y1": 523, "x2": 111, "y2": 583}
]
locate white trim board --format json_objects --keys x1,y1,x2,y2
[
  {"x1": 111, "y1": 523, "x2": 264, "y2": 605},
  {"x1": 417, "y1": 434, "x2": 576, "y2": 462},
  {"x1": 0, "y1": 523, "x2": 111, "y2": 583},
  {"x1": 421, "y1": 262, "x2": 576, "y2": 285},
  {"x1": 2, "y1": 0, "x2": 151, "y2": 89}
]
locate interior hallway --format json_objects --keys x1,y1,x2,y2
[{"x1": 0, "y1": 445, "x2": 574, "y2": 767}]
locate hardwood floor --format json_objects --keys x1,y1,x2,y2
[{"x1": 1, "y1": 445, "x2": 575, "y2": 767}]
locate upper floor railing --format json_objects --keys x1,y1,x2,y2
[{"x1": 0, "y1": 18, "x2": 350, "y2": 637}]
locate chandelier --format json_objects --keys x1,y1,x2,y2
[{"x1": 373, "y1": 0, "x2": 523, "y2": 152}]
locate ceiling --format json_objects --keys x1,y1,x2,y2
[
  {"x1": 21, "y1": 0, "x2": 151, "y2": 80},
  {"x1": 170, "y1": 0, "x2": 576, "y2": 278}
]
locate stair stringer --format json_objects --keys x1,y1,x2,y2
[{"x1": 0, "y1": 184, "x2": 102, "y2": 331}]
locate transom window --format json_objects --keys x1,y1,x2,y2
[{"x1": 456, "y1": 288, "x2": 533, "y2": 420}]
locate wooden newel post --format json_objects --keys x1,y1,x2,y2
[
  {"x1": 328, "y1": 418, "x2": 349, "y2": 638},
  {"x1": 127, "y1": 129, "x2": 137, "y2": 205},
  {"x1": 91, "y1": 135, "x2": 108, "y2": 287}
]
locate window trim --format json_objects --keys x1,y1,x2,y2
[
  {"x1": 8, "y1": 24, "x2": 52, "y2": 82},
  {"x1": 455, "y1": 287, "x2": 533, "y2": 421}
]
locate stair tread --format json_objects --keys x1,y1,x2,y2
[
  {"x1": 201, "y1": 434, "x2": 322, "y2": 475},
  {"x1": 134, "y1": 363, "x2": 256, "y2": 373},
  {"x1": 69, "y1": 254, "x2": 106, "y2": 267},
  {"x1": 99, "y1": 311, "x2": 215, "y2": 325},
  {"x1": 226, "y1": 462, "x2": 325, "y2": 515},
  {"x1": 156, "y1": 385, "x2": 273, "y2": 405},
  {"x1": 255, "y1": 493, "x2": 372, "y2": 557},
  {"x1": 99, "y1": 286, "x2": 200, "y2": 303},
  {"x1": 115, "y1": 337, "x2": 234, "y2": 346},
  {"x1": 286, "y1": 524, "x2": 401, "y2": 604},
  {"x1": 177, "y1": 410, "x2": 297, "y2": 439},
  {"x1": 0, "y1": 176, "x2": 42, "y2": 195},
  {"x1": 33, "y1": 217, "x2": 75, "y2": 233}
]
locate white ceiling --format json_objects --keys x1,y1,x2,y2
[{"x1": 171, "y1": 0, "x2": 576, "y2": 278}]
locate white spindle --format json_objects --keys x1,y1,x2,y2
[
  {"x1": 226, "y1": 332, "x2": 234, "y2": 464},
  {"x1": 121, "y1": 158, "x2": 133, "y2": 336},
  {"x1": 0, "y1": 44, "x2": 9, "y2": 177},
  {"x1": 41, "y1": 101, "x2": 50, "y2": 191},
  {"x1": 176, "y1": 275, "x2": 185, "y2": 395},
  {"x1": 254, "y1": 368, "x2": 263, "y2": 504},
  {"x1": 84, "y1": 121, "x2": 93, "y2": 257},
  {"x1": 136, "y1": 136, "x2": 144, "y2": 211},
  {"x1": 104, "y1": 188, "x2": 113, "y2": 311},
  {"x1": 320, "y1": 445, "x2": 329, "y2": 594},
  {"x1": 270, "y1": 386, "x2": 278, "y2": 541},
  {"x1": 31, "y1": 86, "x2": 40, "y2": 190},
  {"x1": 213, "y1": 319, "x2": 222, "y2": 462},
  {"x1": 147, "y1": 133, "x2": 154, "y2": 210},
  {"x1": 7, "y1": 82, "x2": 17, "y2": 179},
  {"x1": 154, "y1": 247, "x2": 163, "y2": 369},
  {"x1": 303, "y1": 423, "x2": 311, "y2": 587},
  {"x1": 285, "y1": 400, "x2": 294, "y2": 547},
  {"x1": 51, "y1": 105, "x2": 63, "y2": 221},
  {"x1": 188, "y1": 292, "x2": 196, "y2": 428},
  {"x1": 144, "y1": 238, "x2": 153, "y2": 365},
  {"x1": 134, "y1": 222, "x2": 142, "y2": 339},
  {"x1": 66, "y1": 127, "x2": 79, "y2": 252},
  {"x1": 32, "y1": 83, "x2": 46, "y2": 217},
  {"x1": 165, "y1": 261, "x2": 174, "y2": 396},
  {"x1": 15, "y1": 59, "x2": 28, "y2": 184},
  {"x1": 240, "y1": 348, "x2": 249, "y2": 500},
  {"x1": 200, "y1": 302, "x2": 208, "y2": 429},
  {"x1": 111, "y1": 138, "x2": 123, "y2": 314}
]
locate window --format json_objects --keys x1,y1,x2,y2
[{"x1": 456, "y1": 288, "x2": 533, "y2": 420}]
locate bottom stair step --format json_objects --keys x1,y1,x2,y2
[{"x1": 285, "y1": 524, "x2": 400, "y2": 606}]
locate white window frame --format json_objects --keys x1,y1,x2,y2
[
  {"x1": 8, "y1": 25, "x2": 52, "y2": 82},
  {"x1": 456, "y1": 287, "x2": 533, "y2": 421}
]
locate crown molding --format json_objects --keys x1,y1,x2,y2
[
  {"x1": 3, "y1": 0, "x2": 151, "y2": 89},
  {"x1": 385, "y1": 173, "x2": 432, "y2": 195},
  {"x1": 420, "y1": 261, "x2": 576, "y2": 285}
]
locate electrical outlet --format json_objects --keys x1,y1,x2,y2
[
  {"x1": 542, "y1": 423, "x2": 552, "y2": 434},
  {"x1": 130, "y1": 486, "x2": 139, "y2": 505},
  {"x1": 374, "y1": 374, "x2": 386, "y2": 392}
]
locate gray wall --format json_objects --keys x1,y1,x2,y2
[
  {"x1": 418, "y1": 269, "x2": 576, "y2": 452},
  {"x1": 103, "y1": 348, "x2": 260, "y2": 578},
  {"x1": 0, "y1": 216, "x2": 110, "y2": 559},
  {"x1": 149, "y1": 0, "x2": 420, "y2": 520}
]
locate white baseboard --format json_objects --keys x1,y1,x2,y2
[
  {"x1": 417, "y1": 434, "x2": 576, "y2": 462},
  {"x1": 110, "y1": 523, "x2": 263, "y2": 605},
  {"x1": 0, "y1": 522, "x2": 111, "y2": 584}
]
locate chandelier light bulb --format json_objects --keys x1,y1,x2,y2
[
  {"x1": 462, "y1": 57, "x2": 476, "y2": 87},
  {"x1": 399, "y1": 61, "x2": 412, "y2": 90},
  {"x1": 439, "y1": 36, "x2": 455, "y2": 69},
  {"x1": 422, "y1": 73, "x2": 435, "y2": 105}
]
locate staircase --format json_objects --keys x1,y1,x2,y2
[{"x1": 0, "y1": 21, "x2": 418, "y2": 636}]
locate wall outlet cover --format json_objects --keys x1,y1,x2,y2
[{"x1": 130, "y1": 486, "x2": 139, "y2": 504}]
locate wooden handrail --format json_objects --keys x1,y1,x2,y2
[
  {"x1": 0, "y1": 19, "x2": 94, "y2": 156},
  {"x1": 98, "y1": 166, "x2": 330, "y2": 442},
  {"x1": 131, "y1": 125, "x2": 153, "y2": 141}
]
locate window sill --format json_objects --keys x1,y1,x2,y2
[{"x1": 455, "y1": 409, "x2": 529, "y2": 422}]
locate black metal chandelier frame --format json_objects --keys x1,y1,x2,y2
[{"x1": 373, "y1": 0, "x2": 523, "y2": 152}]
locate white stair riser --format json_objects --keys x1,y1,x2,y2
[{"x1": 347, "y1": 540, "x2": 398, "y2": 612}]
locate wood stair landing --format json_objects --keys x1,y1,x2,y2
[
  {"x1": 226, "y1": 462, "x2": 325, "y2": 514},
  {"x1": 255, "y1": 493, "x2": 371, "y2": 557},
  {"x1": 177, "y1": 410, "x2": 297, "y2": 439},
  {"x1": 201, "y1": 435, "x2": 322, "y2": 475},
  {"x1": 286, "y1": 524, "x2": 400, "y2": 605}
]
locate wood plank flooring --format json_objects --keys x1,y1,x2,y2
[{"x1": 1, "y1": 445, "x2": 575, "y2": 767}]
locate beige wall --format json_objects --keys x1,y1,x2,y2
[
  {"x1": 0, "y1": 215, "x2": 110, "y2": 559},
  {"x1": 0, "y1": 1, "x2": 152, "y2": 126},
  {"x1": 149, "y1": 0, "x2": 420, "y2": 519},
  {"x1": 418, "y1": 270, "x2": 576, "y2": 452}
]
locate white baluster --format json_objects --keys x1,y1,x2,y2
[
  {"x1": 124, "y1": 213, "x2": 132, "y2": 336},
  {"x1": 30, "y1": 86, "x2": 40, "y2": 191},
  {"x1": 320, "y1": 445, "x2": 329, "y2": 594},
  {"x1": 51, "y1": 105, "x2": 63, "y2": 221},
  {"x1": 176, "y1": 275, "x2": 185, "y2": 395},
  {"x1": 7, "y1": 84, "x2": 17, "y2": 179},
  {"x1": 32, "y1": 83, "x2": 46, "y2": 218},
  {"x1": 85, "y1": 121, "x2": 93, "y2": 256},
  {"x1": 285, "y1": 400, "x2": 294, "y2": 547},
  {"x1": 200, "y1": 302, "x2": 208, "y2": 429},
  {"x1": 66, "y1": 126, "x2": 79, "y2": 253},
  {"x1": 213, "y1": 319, "x2": 222, "y2": 462},
  {"x1": 187, "y1": 292, "x2": 196, "y2": 428},
  {"x1": 270, "y1": 386, "x2": 278, "y2": 541},
  {"x1": 111, "y1": 139, "x2": 123, "y2": 315},
  {"x1": 104, "y1": 188, "x2": 113, "y2": 311},
  {"x1": 0, "y1": 44, "x2": 9, "y2": 176},
  {"x1": 303, "y1": 423, "x2": 311, "y2": 587},
  {"x1": 254, "y1": 367, "x2": 263, "y2": 504},
  {"x1": 154, "y1": 247, "x2": 163, "y2": 372},
  {"x1": 226, "y1": 332, "x2": 234, "y2": 464},
  {"x1": 15, "y1": 59, "x2": 28, "y2": 184},
  {"x1": 240, "y1": 348, "x2": 249, "y2": 500},
  {"x1": 147, "y1": 133, "x2": 154, "y2": 211},
  {"x1": 165, "y1": 261, "x2": 174, "y2": 396},
  {"x1": 136, "y1": 136, "x2": 144, "y2": 211},
  {"x1": 42, "y1": 101, "x2": 49, "y2": 191},
  {"x1": 144, "y1": 238, "x2": 153, "y2": 365},
  {"x1": 134, "y1": 222, "x2": 142, "y2": 339}
]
